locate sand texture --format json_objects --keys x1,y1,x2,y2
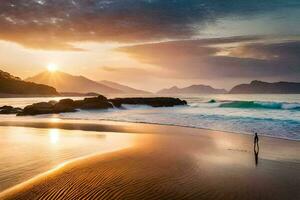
[{"x1": 0, "y1": 120, "x2": 299, "y2": 200}]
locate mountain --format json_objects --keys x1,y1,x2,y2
[
  {"x1": 229, "y1": 80, "x2": 300, "y2": 94},
  {"x1": 26, "y1": 71, "x2": 122, "y2": 94},
  {"x1": 99, "y1": 80, "x2": 151, "y2": 94},
  {"x1": 157, "y1": 85, "x2": 227, "y2": 94},
  {"x1": 0, "y1": 69, "x2": 58, "y2": 96}
]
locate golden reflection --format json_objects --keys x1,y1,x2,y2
[
  {"x1": 49, "y1": 129, "x2": 60, "y2": 144},
  {"x1": 50, "y1": 118, "x2": 61, "y2": 123}
]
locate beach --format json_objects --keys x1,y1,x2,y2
[{"x1": 0, "y1": 120, "x2": 299, "y2": 200}]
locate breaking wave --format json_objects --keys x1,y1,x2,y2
[{"x1": 218, "y1": 101, "x2": 300, "y2": 110}]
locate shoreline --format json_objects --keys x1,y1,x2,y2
[
  {"x1": 0, "y1": 119, "x2": 299, "y2": 199},
  {"x1": 1, "y1": 117, "x2": 300, "y2": 142},
  {"x1": 58, "y1": 117, "x2": 300, "y2": 142}
]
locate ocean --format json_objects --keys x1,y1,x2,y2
[{"x1": 1, "y1": 94, "x2": 300, "y2": 141}]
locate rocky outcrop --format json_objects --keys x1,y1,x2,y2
[
  {"x1": 0, "y1": 106, "x2": 22, "y2": 114},
  {"x1": 13, "y1": 95, "x2": 187, "y2": 116},
  {"x1": 110, "y1": 97, "x2": 187, "y2": 107},
  {"x1": 80, "y1": 96, "x2": 113, "y2": 109},
  {"x1": 18, "y1": 95, "x2": 113, "y2": 116}
]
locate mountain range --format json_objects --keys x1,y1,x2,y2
[
  {"x1": 99, "y1": 80, "x2": 150, "y2": 94},
  {"x1": 26, "y1": 71, "x2": 149, "y2": 95},
  {"x1": 229, "y1": 80, "x2": 300, "y2": 94},
  {"x1": 158, "y1": 85, "x2": 227, "y2": 94},
  {"x1": 2, "y1": 69, "x2": 300, "y2": 96}
]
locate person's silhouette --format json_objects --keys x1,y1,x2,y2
[
  {"x1": 254, "y1": 132, "x2": 259, "y2": 166},
  {"x1": 254, "y1": 132, "x2": 259, "y2": 145}
]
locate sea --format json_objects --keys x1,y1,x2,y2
[{"x1": 0, "y1": 94, "x2": 300, "y2": 141}]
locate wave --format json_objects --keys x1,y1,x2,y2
[{"x1": 218, "y1": 100, "x2": 300, "y2": 110}]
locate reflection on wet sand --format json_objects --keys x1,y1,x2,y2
[
  {"x1": 0, "y1": 126, "x2": 136, "y2": 192},
  {"x1": 0, "y1": 120, "x2": 300, "y2": 200}
]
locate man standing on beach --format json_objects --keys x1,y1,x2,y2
[
  {"x1": 254, "y1": 133, "x2": 259, "y2": 166},
  {"x1": 254, "y1": 132, "x2": 259, "y2": 146}
]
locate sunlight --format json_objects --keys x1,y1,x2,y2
[
  {"x1": 49, "y1": 129, "x2": 60, "y2": 144},
  {"x1": 47, "y1": 63, "x2": 58, "y2": 72}
]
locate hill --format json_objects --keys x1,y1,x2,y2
[
  {"x1": 26, "y1": 71, "x2": 122, "y2": 94},
  {"x1": 229, "y1": 80, "x2": 300, "y2": 94},
  {"x1": 157, "y1": 85, "x2": 227, "y2": 94},
  {"x1": 0, "y1": 69, "x2": 58, "y2": 96},
  {"x1": 99, "y1": 80, "x2": 151, "y2": 94}
]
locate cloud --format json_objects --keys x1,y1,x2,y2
[
  {"x1": 118, "y1": 36, "x2": 300, "y2": 81},
  {"x1": 1, "y1": 0, "x2": 300, "y2": 50}
]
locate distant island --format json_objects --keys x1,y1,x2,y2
[
  {"x1": 0, "y1": 70, "x2": 58, "y2": 96},
  {"x1": 158, "y1": 85, "x2": 227, "y2": 94},
  {"x1": 229, "y1": 80, "x2": 300, "y2": 94}
]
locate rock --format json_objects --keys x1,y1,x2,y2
[
  {"x1": 80, "y1": 101, "x2": 113, "y2": 109},
  {"x1": 18, "y1": 102, "x2": 54, "y2": 116},
  {"x1": 48, "y1": 100, "x2": 58, "y2": 105},
  {"x1": 53, "y1": 98, "x2": 76, "y2": 113},
  {"x1": 58, "y1": 98, "x2": 75, "y2": 106},
  {"x1": 83, "y1": 95, "x2": 107, "y2": 104},
  {"x1": 74, "y1": 100, "x2": 84, "y2": 108},
  {"x1": 110, "y1": 100, "x2": 122, "y2": 108},
  {"x1": 0, "y1": 106, "x2": 22, "y2": 114},
  {"x1": 15, "y1": 95, "x2": 187, "y2": 116},
  {"x1": 80, "y1": 96, "x2": 112, "y2": 109},
  {"x1": 0, "y1": 105, "x2": 13, "y2": 110},
  {"x1": 109, "y1": 97, "x2": 187, "y2": 107}
]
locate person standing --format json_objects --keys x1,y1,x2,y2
[{"x1": 254, "y1": 132, "x2": 259, "y2": 166}]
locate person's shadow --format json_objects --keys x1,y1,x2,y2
[{"x1": 254, "y1": 142, "x2": 259, "y2": 166}]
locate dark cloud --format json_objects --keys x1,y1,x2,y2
[
  {"x1": 118, "y1": 37, "x2": 300, "y2": 81},
  {"x1": 0, "y1": 0, "x2": 300, "y2": 50}
]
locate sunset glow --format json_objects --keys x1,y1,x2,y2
[
  {"x1": 0, "y1": 1, "x2": 299, "y2": 91},
  {"x1": 47, "y1": 64, "x2": 58, "y2": 72}
]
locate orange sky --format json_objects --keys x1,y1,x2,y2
[{"x1": 1, "y1": 1, "x2": 300, "y2": 92}]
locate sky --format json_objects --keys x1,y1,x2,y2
[{"x1": 0, "y1": 0, "x2": 300, "y2": 91}]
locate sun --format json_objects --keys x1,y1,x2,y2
[{"x1": 47, "y1": 63, "x2": 58, "y2": 72}]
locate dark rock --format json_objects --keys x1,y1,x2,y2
[
  {"x1": 83, "y1": 95, "x2": 107, "y2": 104},
  {"x1": 58, "y1": 98, "x2": 75, "y2": 106},
  {"x1": 53, "y1": 104, "x2": 76, "y2": 113},
  {"x1": 74, "y1": 100, "x2": 84, "y2": 108},
  {"x1": 110, "y1": 100, "x2": 122, "y2": 108},
  {"x1": 0, "y1": 105, "x2": 13, "y2": 110},
  {"x1": 81, "y1": 95, "x2": 112, "y2": 109},
  {"x1": 0, "y1": 106, "x2": 22, "y2": 114},
  {"x1": 18, "y1": 102, "x2": 54, "y2": 116},
  {"x1": 109, "y1": 97, "x2": 187, "y2": 107},
  {"x1": 80, "y1": 101, "x2": 113, "y2": 109},
  {"x1": 15, "y1": 95, "x2": 187, "y2": 116},
  {"x1": 53, "y1": 99, "x2": 76, "y2": 113},
  {"x1": 48, "y1": 100, "x2": 58, "y2": 105}
]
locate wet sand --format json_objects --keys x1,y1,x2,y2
[{"x1": 0, "y1": 120, "x2": 299, "y2": 200}]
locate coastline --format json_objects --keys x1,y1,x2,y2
[
  {"x1": 0, "y1": 119, "x2": 299, "y2": 199},
  {"x1": 1, "y1": 117, "x2": 300, "y2": 142},
  {"x1": 57, "y1": 117, "x2": 300, "y2": 142}
]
